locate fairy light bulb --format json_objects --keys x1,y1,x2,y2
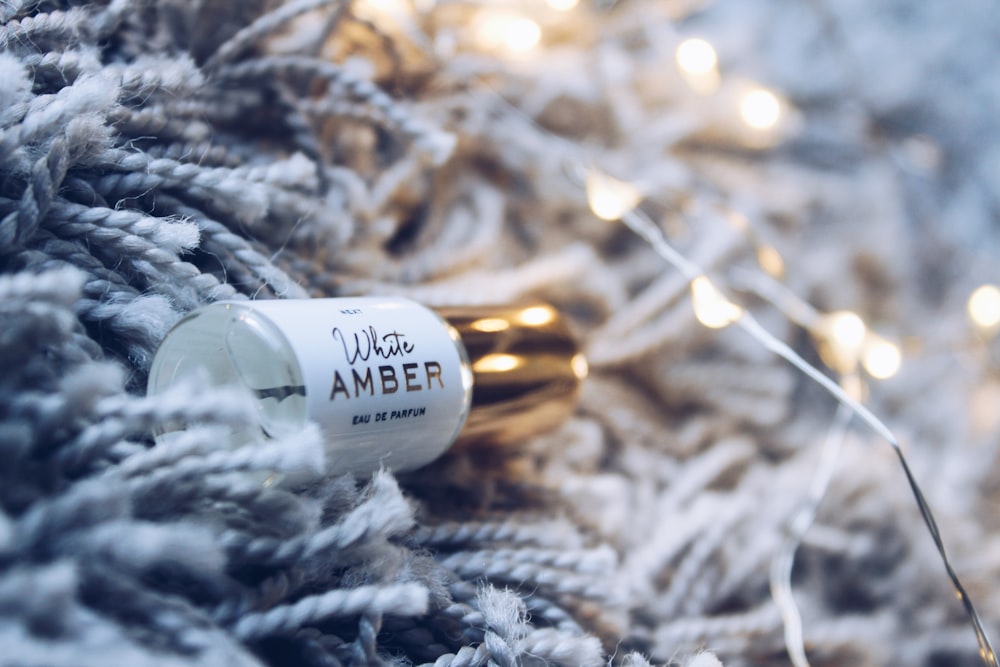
[
  {"x1": 756, "y1": 244, "x2": 785, "y2": 279},
  {"x1": 545, "y1": 0, "x2": 579, "y2": 10},
  {"x1": 676, "y1": 38, "x2": 717, "y2": 75},
  {"x1": 826, "y1": 311, "x2": 866, "y2": 354},
  {"x1": 359, "y1": 0, "x2": 405, "y2": 10},
  {"x1": 691, "y1": 276, "x2": 743, "y2": 329},
  {"x1": 354, "y1": 0, "x2": 410, "y2": 21},
  {"x1": 473, "y1": 11, "x2": 540, "y2": 54},
  {"x1": 503, "y1": 16, "x2": 541, "y2": 52},
  {"x1": 676, "y1": 38, "x2": 720, "y2": 94},
  {"x1": 585, "y1": 170, "x2": 643, "y2": 221},
  {"x1": 815, "y1": 310, "x2": 867, "y2": 373},
  {"x1": 862, "y1": 337, "x2": 902, "y2": 380},
  {"x1": 968, "y1": 284, "x2": 1000, "y2": 331},
  {"x1": 740, "y1": 87, "x2": 782, "y2": 130},
  {"x1": 472, "y1": 11, "x2": 505, "y2": 51}
]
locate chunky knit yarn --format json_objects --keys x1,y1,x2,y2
[{"x1": 2, "y1": 1, "x2": 998, "y2": 665}]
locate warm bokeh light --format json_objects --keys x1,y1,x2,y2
[
  {"x1": 503, "y1": 16, "x2": 541, "y2": 52},
  {"x1": 691, "y1": 276, "x2": 743, "y2": 329},
  {"x1": 545, "y1": 0, "x2": 580, "y2": 11},
  {"x1": 816, "y1": 310, "x2": 867, "y2": 373},
  {"x1": 756, "y1": 244, "x2": 785, "y2": 279},
  {"x1": 862, "y1": 338, "x2": 902, "y2": 380},
  {"x1": 517, "y1": 305, "x2": 556, "y2": 327},
  {"x1": 740, "y1": 87, "x2": 782, "y2": 130},
  {"x1": 676, "y1": 38, "x2": 718, "y2": 75},
  {"x1": 473, "y1": 353, "x2": 522, "y2": 374},
  {"x1": 968, "y1": 284, "x2": 1000, "y2": 330},
  {"x1": 571, "y1": 353, "x2": 590, "y2": 380},
  {"x1": 470, "y1": 317, "x2": 510, "y2": 333},
  {"x1": 353, "y1": 0, "x2": 409, "y2": 20},
  {"x1": 472, "y1": 11, "x2": 541, "y2": 54},
  {"x1": 676, "y1": 38, "x2": 720, "y2": 94},
  {"x1": 585, "y1": 170, "x2": 643, "y2": 221},
  {"x1": 825, "y1": 311, "x2": 867, "y2": 355}
]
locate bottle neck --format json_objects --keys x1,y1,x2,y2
[{"x1": 435, "y1": 303, "x2": 588, "y2": 449}]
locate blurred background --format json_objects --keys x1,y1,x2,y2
[
  {"x1": 341, "y1": 0, "x2": 1000, "y2": 664},
  {"x1": 5, "y1": 0, "x2": 1000, "y2": 665}
]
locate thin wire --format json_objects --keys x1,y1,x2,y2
[
  {"x1": 616, "y1": 202, "x2": 998, "y2": 667},
  {"x1": 893, "y1": 447, "x2": 998, "y2": 667},
  {"x1": 617, "y1": 204, "x2": 898, "y2": 440},
  {"x1": 463, "y1": 55, "x2": 997, "y2": 662},
  {"x1": 728, "y1": 267, "x2": 820, "y2": 331},
  {"x1": 770, "y1": 401, "x2": 852, "y2": 667}
]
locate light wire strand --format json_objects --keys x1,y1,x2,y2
[
  {"x1": 770, "y1": 401, "x2": 852, "y2": 667},
  {"x1": 615, "y1": 202, "x2": 998, "y2": 667},
  {"x1": 465, "y1": 73, "x2": 997, "y2": 665}
]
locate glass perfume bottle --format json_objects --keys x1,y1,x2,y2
[{"x1": 147, "y1": 298, "x2": 587, "y2": 475}]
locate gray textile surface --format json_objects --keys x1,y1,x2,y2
[{"x1": 1, "y1": 1, "x2": 998, "y2": 666}]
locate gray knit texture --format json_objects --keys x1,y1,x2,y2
[{"x1": 2, "y1": 1, "x2": 999, "y2": 666}]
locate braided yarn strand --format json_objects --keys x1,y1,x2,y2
[{"x1": 1, "y1": 1, "x2": 998, "y2": 667}]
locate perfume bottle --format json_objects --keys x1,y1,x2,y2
[{"x1": 146, "y1": 298, "x2": 587, "y2": 475}]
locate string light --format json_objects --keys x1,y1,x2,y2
[
  {"x1": 968, "y1": 284, "x2": 1000, "y2": 331},
  {"x1": 735, "y1": 269, "x2": 901, "y2": 383},
  {"x1": 826, "y1": 311, "x2": 866, "y2": 352},
  {"x1": 740, "y1": 87, "x2": 782, "y2": 130},
  {"x1": 862, "y1": 336, "x2": 902, "y2": 380},
  {"x1": 584, "y1": 169, "x2": 643, "y2": 221},
  {"x1": 815, "y1": 310, "x2": 867, "y2": 374},
  {"x1": 676, "y1": 38, "x2": 717, "y2": 75},
  {"x1": 756, "y1": 244, "x2": 785, "y2": 279},
  {"x1": 457, "y1": 9, "x2": 995, "y2": 658},
  {"x1": 574, "y1": 163, "x2": 996, "y2": 665},
  {"x1": 353, "y1": 0, "x2": 409, "y2": 21},
  {"x1": 691, "y1": 276, "x2": 743, "y2": 329},
  {"x1": 504, "y1": 16, "x2": 541, "y2": 53},
  {"x1": 771, "y1": 403, "x2": 852, "y2": 667},
  {"x1": 545, "y1": 0, "x2": 580, "y2": 11},
  {"x1": 473, "y1": 11, "x2": 541, "y2": 55},
  {"x1": 676, "y1": 38, "x2": 720, "y2": 94}
]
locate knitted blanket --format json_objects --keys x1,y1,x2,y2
[{"x1": 2, "y1": 1, "x2": 998, "y2": 665}]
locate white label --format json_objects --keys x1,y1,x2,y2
[{"x1": 243, "y1": 298, "x2": 472, "y2": 474}]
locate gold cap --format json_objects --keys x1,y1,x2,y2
[{"x1": 435, "y1": 303, "x2": 588, "y2": 448}]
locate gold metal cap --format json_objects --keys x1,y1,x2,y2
[{"x1": 435, "y1": 303, "x2": 588, "y2": 448}]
